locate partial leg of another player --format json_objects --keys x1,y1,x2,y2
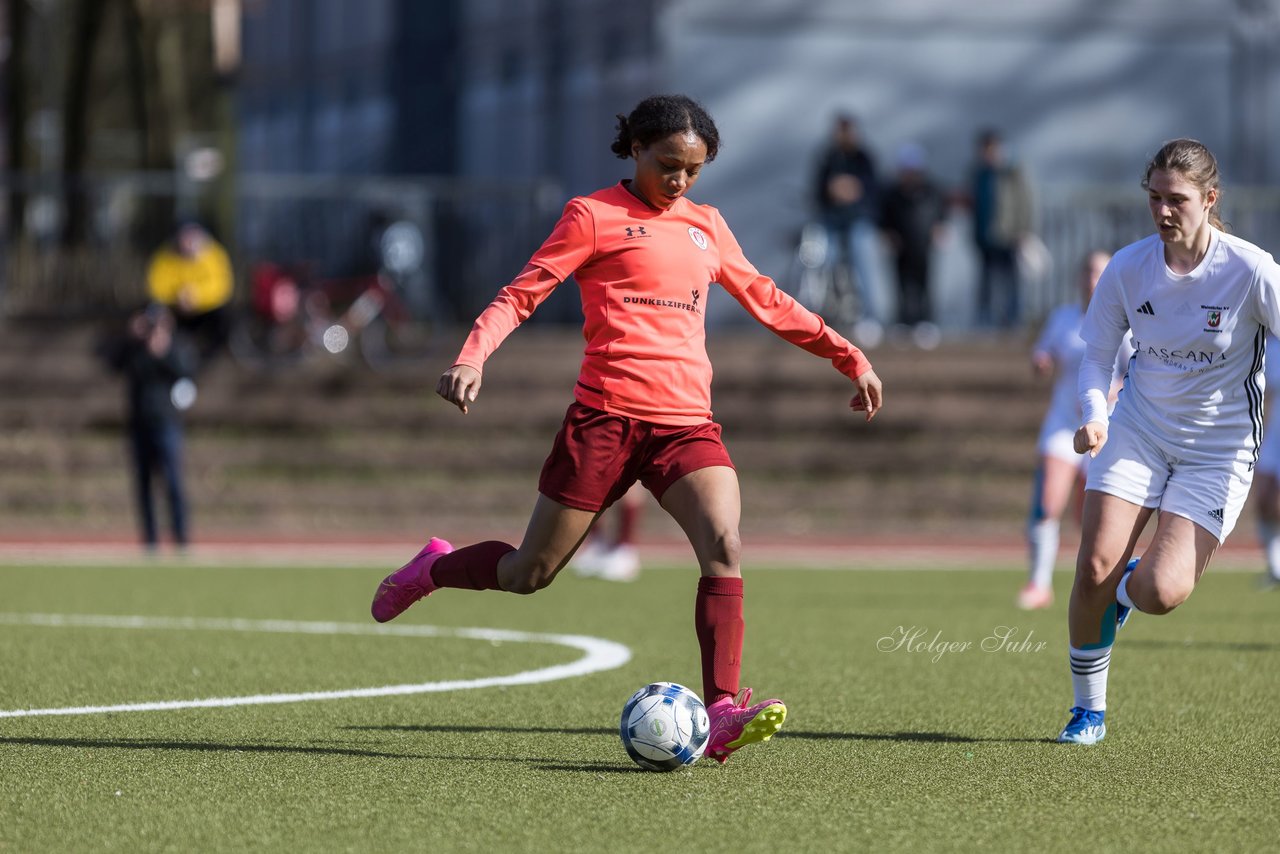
[
  {"x1": 571, "y1": 483, "x2": 643, "y2": 582},
  {"x1": 1254, "y1": 472, "x2": 1280, "y2": 589},
  {"x1": 1021, "y1": 455, "x2": 1079, "y2": 609},
  {"x1": 659, "y1": 465, "x2": 786, "y2": 764}
]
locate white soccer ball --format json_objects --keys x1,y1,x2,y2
[{"x1": 619, "y1": 682, "x2": 710, "y2": 772}]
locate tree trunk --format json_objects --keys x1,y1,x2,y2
[
  {"x1": 6, "y1": 0, "x2": 28, "y2": 233},
  {"x1": 121, "y1": 0, "x2": 150, "y2": 171},
  {"x1": 61, "y1": 0, "x2": 108, "y2": 246}
]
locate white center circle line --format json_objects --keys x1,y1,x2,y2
[{"x1": 0, "y1": 613, "x2": 632, "y2": 719}]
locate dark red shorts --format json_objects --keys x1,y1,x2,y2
[{"x1": 538, "y1": 402, "x2": 735, "y2": 512}]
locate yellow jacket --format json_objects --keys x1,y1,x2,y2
[{"x1": 147, "y1": 242, "x2": 233, "y2": 314}]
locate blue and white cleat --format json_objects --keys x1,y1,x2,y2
[
  {"x1": 1115, "y1": 557, "x2": 1139, "y2": 631},
  {"x1": 1057, "y1": 706, "x2": 1106, "y2": 744}
]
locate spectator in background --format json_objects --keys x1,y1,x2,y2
[
  {"x1": 814, "y1": 113, "x2": 883, "y2": 338},
  {"x1": 879, "y1": 141, "x2": 947, "y2": 348},
  {"x1": 101, "y1": 304, "x2": 198, "y2": 553},
  {"x1": 970, "y1": 128, "x2": 1033, "y2": 329},
  {"x1": 147, "y1": 221, "x2": 234, "y2": 365}
]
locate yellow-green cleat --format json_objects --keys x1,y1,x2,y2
[{"x1": 705, "y1": 688, "x2": 787, "y2": 764}]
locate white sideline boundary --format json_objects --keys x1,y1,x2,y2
[{"x1": 0, "y1": 613, "x2": 632, "y2": 719}]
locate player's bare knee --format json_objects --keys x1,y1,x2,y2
[
  {"x1": 1146, "y1": 577, "x2": 1193, "y2": 614},
  {"x1": 1075, "y1": 553, "x2": 1119, "y2": 594},
  {"x1": 503, "y1": 559, "x2": 559, "y2": 595},
  {"x1": 705, "y1": 529, "x2": 741, "y2": 571},
  {"x1": 506, "y1": 572, "x2": 547, "y2": 595}
]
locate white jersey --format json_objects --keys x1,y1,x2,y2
[
  {"x1": 1079, "y1": 228, "x2": 1280, "y2": 464},
  {"x1": 1035, "y1": 303, "x2": 1133, "y2": 441}
]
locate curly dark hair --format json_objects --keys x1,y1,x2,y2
[{"x1": 610, "y1": 94, "x2": 720, "y2": 161}]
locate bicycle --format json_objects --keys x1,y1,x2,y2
[
  {"x1": 786, "y1": 221, "x2": 864, "y2": 331},
  {"x1": 230, "y1": 219, "x2": 436, "y2": 372},
  {"x1": 230, "y1": 262, "x2": 434, "y2": 372}
]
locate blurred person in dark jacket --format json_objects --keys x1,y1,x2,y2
[
  {"x1": 879, "y1": 142, "x2": 948, "y2": 347},
  {"x1": 969, "y1": 128, "x2": 1033, "y2": 329},
  {"x1": 101, "y1": 304, "x2": 199, "y2": 552},
  {"x1": 814, "y1": 113, "x2": 884, "y2": 334}
]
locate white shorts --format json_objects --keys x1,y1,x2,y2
[{"x1": 1085, "y1": 413, "x2": 1254, "y2": 543}]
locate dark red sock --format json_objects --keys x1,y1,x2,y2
[
  {"x1": 695, "y1": 575, "x2": 744, "y2": 705},
  {"x1": 615, "y1": 500, "x2": 639, "y2": 547},
  {"x1": 429, "y1": 541, "x2": 513, "y2": 591}
]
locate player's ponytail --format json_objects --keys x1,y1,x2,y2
[
  {"x1": 610, "y1": 113, "x2": 634, "y2": 159},
  {"x1": 1142, "y1": 138, "x2": 1229, "y2": 233},
  {"x1": 610, "y1": 94, "x2": 721, "y2": 161}
]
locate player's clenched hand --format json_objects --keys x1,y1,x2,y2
[
  {"x1": 849, "y1": 368, "x2": 883, "y2": 422},
  {"x1": 1074, "y1": 421, "x2": 1108, "y2": 457},
  {"x1": 437, "y1": 364, "x2": 482, "y2": 414}
]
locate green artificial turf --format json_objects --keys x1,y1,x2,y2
[{"x1": 1, "y1": 562, "x2": 1277, "y2": 853}]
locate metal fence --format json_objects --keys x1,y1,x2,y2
[
  {"x1": 1030, "y1": 184, "x2": 1280, "y2": 323},
  {"x1": 4, "y1": 173, "x2": 1280, "y2": 328},
  {"x1": 0, "y1": 172, "x2": 567, "y2": 323}
]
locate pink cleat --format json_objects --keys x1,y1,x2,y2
[
  {"x1": 371, "y1": 538, "x2": 454, "y2": 623},
  {"x1": 704, "y1": 688, "x2": 787, "y2": 764}
]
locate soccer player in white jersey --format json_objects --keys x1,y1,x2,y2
[
  {"x1": 1020, "y1": 251, "x2": 1133, "y2": 610},
  {"x1": 1251, "y1": 333, "x2": 1280, "y2": 589},
  {"x1": 1060, "y1": 139, "x2": 1280, "y2": 744}
]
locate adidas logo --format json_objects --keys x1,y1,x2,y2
[
  {"x1": 1209, "y1": 508, "x2": 1225, "y2": 523},
  {"x1": 1137, "y1": 301, "x2": 1156, "y2": 316}
]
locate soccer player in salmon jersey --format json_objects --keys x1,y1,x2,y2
[
  {"x1": 369, "y1": 94, "x2": 883, "y2": 763},
  {"x1": 1060, "y1": 139, "x2": 1280, "y2": 744},
  {"x1": 1020, "y1": 250, "x2": 1134, "y2": 610}
]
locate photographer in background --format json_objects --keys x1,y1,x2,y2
[{"x1": 100, "y1": 304, "x2": 199, "y2": 553}]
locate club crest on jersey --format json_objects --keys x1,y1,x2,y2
[
  {"x1": 687, "y1": 226, "x2": 708, "y2": 250},
  {"x1": 1202, "y1": 304, "x2": 1229, "y2": 332}
]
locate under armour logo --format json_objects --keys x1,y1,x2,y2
[
  {"x1": 692, "y1": 289, "x2": 700, "y2": 308},
  {"x1": 625, "y1": 226, "x2": 648, "y2": 239},
  {"x1": 1136, "y1": 301, "x2": 1155, "y2": 316}
]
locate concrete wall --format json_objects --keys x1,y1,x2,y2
[
  {"x1": 658, "y1": 0, "x2": 1280, "y2": 327},
  {"x1": 455, "y1": 0, "x2": 1280, "y2": 328}
]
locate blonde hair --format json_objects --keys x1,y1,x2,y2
[{"x1": 1142, "y1": 138, "x2": 1226, "y2": 232}]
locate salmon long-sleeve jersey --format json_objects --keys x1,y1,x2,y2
[{"x1": 454, "y1": 181, "x2": 873, "y2": 426}]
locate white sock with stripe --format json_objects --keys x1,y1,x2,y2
[{"x1": 1069, "y1": 644, "x2": 1110, "y2": 711}]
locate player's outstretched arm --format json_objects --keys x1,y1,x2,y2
[
  {"x1": 1074, "y1": 421, "x2": 1108, "y2": 457},
  {"x1": 438, "y1": 364, "x2": 482, "y2": 414},
  {"x1": 849, "y1": 368, "x2": 883, "y2": 421}
]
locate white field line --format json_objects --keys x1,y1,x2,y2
[{"x1": 0, "y1": 613, "x2": 631, "y2": 719}]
